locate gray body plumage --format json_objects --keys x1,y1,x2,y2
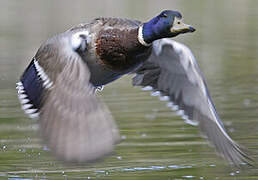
[{"x1": 16, "y1": 16, "x2": 250, "y2": 165}]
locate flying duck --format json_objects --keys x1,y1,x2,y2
[{"x1": 16, "y1": 10, "x2": 250, "y2": 165}]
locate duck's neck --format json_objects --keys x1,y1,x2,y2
[
  {"x1": 138, "y1": 18, "x2": 172, "y2": 46},
  {"x1": 138, "y1": 25, "x2": 152, "y2": 47},
  {"x1": 138, "y1": 17, "x2": 163, "y2": 46}
]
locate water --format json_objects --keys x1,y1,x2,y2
[{"x1": 1, "y1": 0, "x2": 258, "y2": 179}]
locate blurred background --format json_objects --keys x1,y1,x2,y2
[{"x1": 1, "y1": 0, "x2": 258, "y2": 179}]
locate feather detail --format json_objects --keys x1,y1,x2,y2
[
  {"x1": 16, "y1": 81, "x2": 39, "y2": 119},
  {"x1": 34, "y1": 59, "x2": 53, "y2": 89}
]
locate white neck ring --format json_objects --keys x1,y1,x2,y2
[{"x1": 138, "y1": 25, "x2": 152, "y2": 47}]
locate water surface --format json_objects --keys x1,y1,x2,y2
[{"x1": 1, "y1": 0, "x2": 258, "y2": 179}]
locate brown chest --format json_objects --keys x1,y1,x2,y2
[{"x1": 95, "y1": 28, "x2": 151, "y2": 72}]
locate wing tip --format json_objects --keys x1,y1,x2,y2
[
  {"x1": 139, "y1": 85, "x2": 253, "y2": 168},
  {"x1": 227, "y1": 141, "x2": 254, "y2": 168},
  {"x1": 208, "y1": 129, "x2": 254, "y2": 168}
]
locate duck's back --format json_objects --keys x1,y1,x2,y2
[{"x1": 70, "y1": 17, "x2": 141, "y2": 32}]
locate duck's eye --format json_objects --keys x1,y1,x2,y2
[
  {"x1": 161, "y1": 13, "x2": 168, "y2": 18},
  {"x1": 177, "y1": 21, "x2": 181, "y2": 25}
]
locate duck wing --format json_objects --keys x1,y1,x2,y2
[
  {"x1": 132, "y1": 38, "x2": 251, "y2": 166},
  {"x1": 17, "y1": 32, "x2": 119, "y2": 163}
]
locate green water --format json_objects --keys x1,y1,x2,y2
[{"x1": 0, "y1": 0, "x2": 258, "y2": 179}]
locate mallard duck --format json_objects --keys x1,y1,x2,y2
[{"x1": 16, "y1": 10, "x2": 249, "y2": 165}]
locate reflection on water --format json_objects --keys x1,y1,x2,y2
[{"x1": 1, "y1": 0, "x2": 258, "y2": 179}]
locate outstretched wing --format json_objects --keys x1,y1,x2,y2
[
  {"x1": 17, "y1": 32, "x2": 119, "y2": 163},
  {"x1": 133, "y1": 38, "x2": 250, "y2": 166}
]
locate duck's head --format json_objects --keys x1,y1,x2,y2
[{"x1": 139, "y1": 10, "x2": 195, "y2": 46}]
